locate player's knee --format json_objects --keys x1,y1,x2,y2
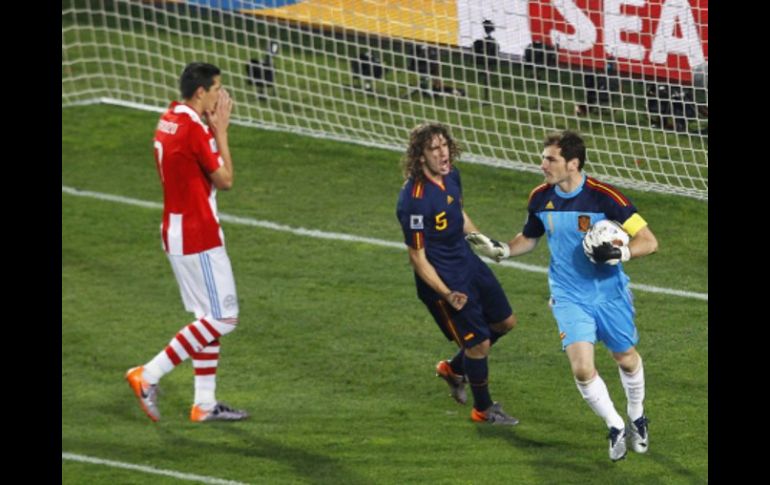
[
  {"x1": 613, "y1": 348, "x2": 639, "y2": 371},
  {"x1": 465, "y1": 339, "x2": 491, "y2": 358},
  {"x1": 571, "y1": 363, "x2": 596, "y2": 382},
  {"x1": 490, "y1": 314, "x2": 516, "y2": 334}
]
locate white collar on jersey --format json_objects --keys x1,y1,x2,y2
[{"x1": 173, "y1": 103, "x2": 208, "y2": 132}]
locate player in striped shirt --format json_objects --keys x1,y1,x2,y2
[
  {"x1": 396, "y1": 123, "x2": 519, "y2": 425},
  {"x1": 467, "y1": 130, "x2": 658, "y2": 460},
  {"x1": 125, "y1": 63, "x2": 247, "y2": 423}
]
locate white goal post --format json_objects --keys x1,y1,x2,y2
[{"x1": 62, "y1": 0, "x2": 708, "y2": 200}]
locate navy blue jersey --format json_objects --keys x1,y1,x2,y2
[
  {"x1": 396, "y1": 167, "x2": 482, "y2": 294},
  {"x1": 522, "y1": 174, "x2": 649, "y2": 303}
]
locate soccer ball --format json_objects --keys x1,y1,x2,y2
[{"x1": 582, "y1": 219, "x2": 629, "y2": 265}]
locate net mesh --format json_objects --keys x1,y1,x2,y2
[{"x1": 62, "y1": 0, "x2": 708, "y2": 199}]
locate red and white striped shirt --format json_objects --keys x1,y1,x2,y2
[{"x1": 153, "y1": 101, "x2": 225, "y2": 255}]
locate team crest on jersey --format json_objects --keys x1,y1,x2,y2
[
  {"x1": 447, "y1": 195, "x2": 454, "y2": 205},
  {"x1": 410, "y1": 215, "x2": 424, "y2": 229},
  {"x1": 578, "y1": 215, "x2": 591, "y2": 232},
  {"x1": 545, "y1": 200, "x2": 555, "y2": 210},
  {"x1": 209, "y1": 138, "x2": 219, "y2": 153}
]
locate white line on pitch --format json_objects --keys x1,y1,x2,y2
[
  {"x1": 62, "y1": 452, "x2": 248, "y2": 485},
  {"x1": 62, "y1": 185, "x2": 707, "y2": 302}
]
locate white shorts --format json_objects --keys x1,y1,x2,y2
[{"x1": 167, "y1": 245, "x2": 239, "y2": 320}]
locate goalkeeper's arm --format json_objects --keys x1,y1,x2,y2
[
  {"x1": 466, "y1": 232, "x2": 538, "y2": 262},
  {"x1": 627, "y1": 226, "x2": 658, "y2": 259},
  {"x1": 591, "y1": 225, "x2": 658, "y2": 264},
  {"x1": 507, "y1": 232, "x2": 539, "y2": 257},
  {"x1": 465, "y1": 232, "x2": 510, "y2": 261},
  {"x1": 462, "y1": 210, "x2": 508, "y2": 262}
]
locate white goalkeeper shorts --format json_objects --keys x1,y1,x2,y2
[{"x1": 167, "y1": 245, "x2": 239, "y2": 321}]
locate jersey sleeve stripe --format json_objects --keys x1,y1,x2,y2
[
  {"x1": 527, "y1": 183, "x2": 549, "y2": 203},
  {"x1": 436, "y1": 300, "x2": 463, "y2": 347},
  {"x1": 586, "y1": 177, "x2": 630, "y2": 207},
  {"x1": 412, "y1": 231, "x2": 424, "y2": 249},
  {"x1": 411, "y1": 181, "x2": 424, "y2": 199}
]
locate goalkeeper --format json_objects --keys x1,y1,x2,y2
[
  {"x1": 466, "y1": 130, "x2": 658, "y2": 461},
  {"x1": 396, "y1": 123, "x2": 519, "y2": 426}
]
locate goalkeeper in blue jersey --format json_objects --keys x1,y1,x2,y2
[
  {"x1": 466, "y1": 130, "x2": 658, "y2": 461},
  {"x1": 396, "y1": 123, "x2": 519, "y2": 426}
]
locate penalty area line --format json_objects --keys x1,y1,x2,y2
[
  {"x1": 62, "y1": 185, "x2": 707, "y2": 302},
  {"x1": 62, "y1": 452, "x2": 249, "y2": 485}
]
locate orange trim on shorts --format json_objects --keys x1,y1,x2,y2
[{"x1": 436, "y1": 300, "x2": 463, "y2": 347}]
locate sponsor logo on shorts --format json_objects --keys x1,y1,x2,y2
[{"x1": 223, "y1": 294, "x2": 238, "y2": 310}]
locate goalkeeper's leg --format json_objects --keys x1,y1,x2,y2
[
  {"x1": 568, "y1": 342, "x2": 627, "y2": 460},
  {"x1": 599, "y1": 294, "x2": 647, "y2": 452},
  {"x1": 567, "y1": 342, "x2": 625, "y2": 429},
  {"x1": 613, "y1": 349, "x2": 645, "y2": 422},
  {"x1": 614, "y1": 348, "x2": 648, "y2": 453}
]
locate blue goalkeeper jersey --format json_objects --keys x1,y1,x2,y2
[
  {"x1": 396, "y1": 167, "x2": 481, "y2": 294},
  {"x1": 521, "y1": 174, "x2": 648, "y2": 303}
]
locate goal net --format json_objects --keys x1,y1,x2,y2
[{"x1": 62, "y1": 0, "x2": 708, "y2": 200}]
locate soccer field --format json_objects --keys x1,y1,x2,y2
[{"x1": 62, "y1": 104, "x2": 707, "y2": 484}]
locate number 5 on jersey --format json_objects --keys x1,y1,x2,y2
[{"x1": 435, "y1": 211, "x2": 447, "y2": 231}]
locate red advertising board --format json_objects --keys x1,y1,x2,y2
[{"x1": 529, "y1": 0, "x2": 707, "y2": 82}]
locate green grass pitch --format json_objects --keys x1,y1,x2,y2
[{"x1": 63, "y1": 104, "x2": 707, "y2": 484}]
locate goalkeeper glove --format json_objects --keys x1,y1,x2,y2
[
  {"x1": 465, "y1": 232, "x2": 510, "y2": 262},
  {"x1": 589, "y1": 242, "x2": 631, "y2": 265}
]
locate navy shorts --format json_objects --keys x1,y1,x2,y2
[{"x1": 420, "y1": 262, "x2": 513, "y2": 348}]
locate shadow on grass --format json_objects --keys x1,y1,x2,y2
[{"x1": 474, "y1": 422, "x2": 705, "y2": 484}]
